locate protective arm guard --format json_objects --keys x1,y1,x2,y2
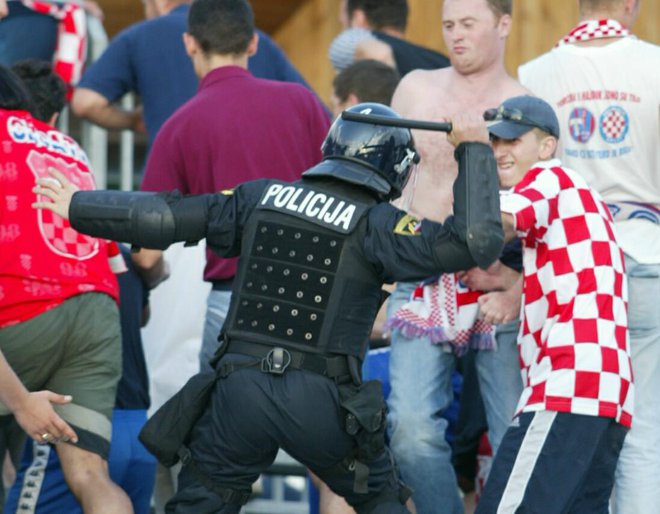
[
  {"x1": 69, "y1": 190, "x2": 211, "y2": 249},
  {"x1": 451, "y1": 142, "x2": 504, "y2": 269}
]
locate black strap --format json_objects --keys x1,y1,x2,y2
[
  {"x1": 225, "y1": 340, "x2": 352, "y2": 380},
  {"x1": 177, "y1": 447, "x2": 251, "y2": 505}
]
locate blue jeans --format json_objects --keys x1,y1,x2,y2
[
  {"x1": 612, "y1": 256, "x2": 660, "y2": 513},
  {"x1": 0, "y1": 3, "x2": 58, "y2": 66},
  {"x1": 199, "y1": 288, "x2": 232, "y2": 373},
  {"x1": 387, "y1": 281, "x2": 522, "y2": 514}
]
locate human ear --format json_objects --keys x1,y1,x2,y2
[{"x1": 539, "y1": 136, "x2": 558, "y2": 160}]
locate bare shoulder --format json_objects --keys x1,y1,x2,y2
[
  {"x1": 392, "y1": 68, "x2": 452, "y2": 114},
  {"x1": 507, "y1": 75, "x2": 532, "y2": 95}
]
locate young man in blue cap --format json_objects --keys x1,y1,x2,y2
[{"x1": 472, "y1": 95, "x2": 634, "y2": 513}]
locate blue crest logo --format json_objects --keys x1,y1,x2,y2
[{"x1": 568, "y1": 107, "x2": 595, "y2": 143}]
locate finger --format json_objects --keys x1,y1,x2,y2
[
  {"x1": 47, "y1": 167, "x2": 70, "y2": 185},
  {"x1": 32, "y1": 200, "x2": 58, "y2": 212},
  {"x1": 50, "y1": 417, "x2": 78, "y2": 444},
  {"x1": 45, "y1": 392, "x2": 73, "y2": 405},
  {"x1": 35, "y1": 431, "x2": 52, "y2": 445},
  {"x1": 35, "y1": 176, "x2": 63, "y2": 190},
  {"x1": 33, "y1": 185, "x2": 59, "y2": 200}
]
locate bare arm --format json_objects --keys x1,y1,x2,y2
[
  {"x1": 0, "y1": 0, "x2": 8, "y2": 19},
  {"x1": 458, "y1": 260, "x2": 521, "y2": 292},
  {"x1": 477, "y1": 274, "x2": 523, "y2": 325},
  {"x1": 71, "y1": 88, "x2": 144, "y2": 132},
  {"x1": 0, "y1": 351, "x2": 78, "y2": 444},
  {"x1": 132, "y1": 249, "x2": 170, "y2": 289}
]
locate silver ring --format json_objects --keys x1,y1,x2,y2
[{"x1": 41, "y1": 433, "x2": 51, "y2": 442}]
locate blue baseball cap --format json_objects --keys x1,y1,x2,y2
[{"x1": 486, "y1": 95, "x2": 560, "y2": 139}]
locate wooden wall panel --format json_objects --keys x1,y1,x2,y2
[{"x1": 274, "y1": 0, "x2": 660, "y2": 104}]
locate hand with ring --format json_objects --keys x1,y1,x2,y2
[
  {"x1": 12, "y1": 391, "x2": 79, "y2": 445},
  {"x1": 0, "y1": 351, "x2": 78, "y2": 444}
]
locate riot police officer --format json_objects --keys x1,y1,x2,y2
[{"x1": 34, "y1": 103, "x2": 504, "y2": 514}]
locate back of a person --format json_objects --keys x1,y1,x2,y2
[
  {"x1": 171, "y1": 74, "x2": 325, "y2": 194},
  {"x1": 95, "y1": 4, "x2": 197, "y2": 142},
  {"x1": 142, "y1": 67, "x2": 329, "y2": 281},
  {"x1": 519, "y1": 37, "x2": 659, "y2": 206},
  {"x1": 0, "y1": 109, "x2": 118, "y2": 328},
  {"x1": 131, "y1": 6, "x2": 197, "y2": 138}
]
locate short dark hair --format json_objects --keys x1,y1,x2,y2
[
  {"x1": 0, "y1": 65, "x2": 34, "y2": 113},
  {"x1": 347, "y1": 0, "x2": 408, "y2": 32},
  {"x1": 486, "y1": 0, "x2": 513, "y2": 17},
  {"x1": 333, "y1": 59, "x2": 401, "y2": 106},
  {"x1": 12, "y1": 60, "x2": 66, "y2": 122},
  {"x1": 188, "y1": 0, "x2": 254, "y2": 56}
]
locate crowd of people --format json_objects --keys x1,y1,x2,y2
[{"x1": 0, "y1": 0, "x2": 657, "y2": 513}]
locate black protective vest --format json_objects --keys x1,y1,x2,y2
[{"x1": 224, "y1": 180, "x2": 382, "y2": 359}]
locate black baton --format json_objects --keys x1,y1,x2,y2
[{"x1": 341, "y1": 110, "x2": 453, "y2": 132}]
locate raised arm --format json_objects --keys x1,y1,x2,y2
[
  {"x1": 447, "y1": 112, "x2": 504, "y2": 268},
  {"x1": 33, "y1": 168, "x2": 211, "y2": 250}
]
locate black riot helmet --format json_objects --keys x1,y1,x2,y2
[{"x1": 303, "y1": 102, "x2": 419, "y2": 200}]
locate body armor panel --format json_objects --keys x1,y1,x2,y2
[{"x1": 225, "y1": 180, "x2": 382, "y2": 359}]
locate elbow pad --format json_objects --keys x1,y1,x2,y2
[
  {"x1": 69, "y1": 190, "x2": 209, "y2": 249},
  {"x1": 453, "y1": 142, "x2": 504, "y2": 268}
]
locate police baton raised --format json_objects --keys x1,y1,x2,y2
[{"x1": 341, "y1": 110, "x2": 453, "y2": 132}]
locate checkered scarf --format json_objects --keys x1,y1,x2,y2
[
  {"x1": 386, "y1": 273, "x2": 495, "y2": 356},
  {"x1": 20, "y1": 0, "x2": 87, "y2": 99},
  {"x1": 557, "y1": 19, "x2": 630, "y2": 46}
]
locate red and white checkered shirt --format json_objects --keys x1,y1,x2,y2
[{"x1": 500, "y1": 159, "x2": 633, "y2": 427}]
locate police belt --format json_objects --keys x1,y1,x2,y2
[{"x1": 222, "y1": 340, "x2": 352, "y2": 381}]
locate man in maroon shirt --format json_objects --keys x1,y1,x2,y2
[{"x1": 140, "y1": 0, "x2": 330, "y2": 372}]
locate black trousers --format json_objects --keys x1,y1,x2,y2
[
  {"x1": 476, "y1": 411, "x2": 627, "y2": 514},
  {"x1": 166, "y1": 354, "x2": 410, "y2": 514}
]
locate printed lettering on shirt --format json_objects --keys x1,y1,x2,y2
[
  {"x1": 259, "y1": 183, "x2": 367, "y2": 234},
  {"x1": 6, "y1": 116, "x2": 89, "y2": 165},
  {"x1": 557, "y1": 90, "x2": 639, "y2": 161}
]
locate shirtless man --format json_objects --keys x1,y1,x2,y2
[{"x1": 385, "y1": 1, "x2": 528, "y2": 512}]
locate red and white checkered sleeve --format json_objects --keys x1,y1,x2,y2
[
  {"x1": 501, "y1": 168, "x2": 559, "y2": 237},
  {"x1": 500, "y1": 189, "x2": 536, "y2": 236}
]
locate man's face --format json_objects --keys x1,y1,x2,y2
[
  {"x1": 491, "y1": 130, "x2": 542, "y2": 189},
  {"x1": 441, "y1": 0, "x2": 507, "y2": 74}
]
